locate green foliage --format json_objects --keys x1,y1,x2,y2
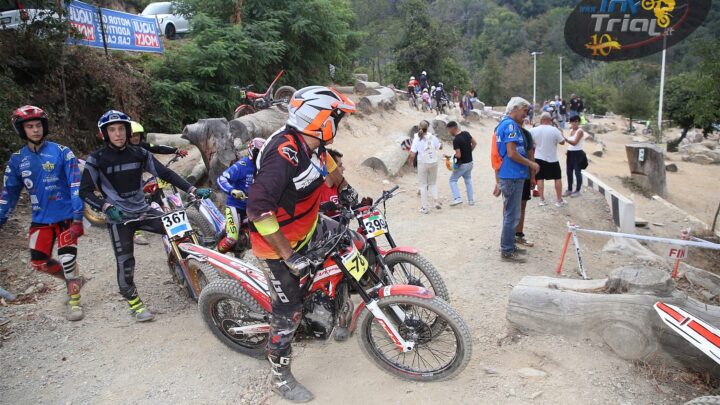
[
  {"x1": 664, "y1": 73, "x2": 698, "y2": 134},
  {"x1": 477, "y1": 49, "x2": 503, "y2": 105},
  {"x1": 565, "y1": 79, "x2": 615, "y2": 115},
  {"x1": 613, "y1": 75, "x2": 653, "y2": 128}
]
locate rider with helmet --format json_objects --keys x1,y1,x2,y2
[
  {"x1": 128, "y1": 121, "x2": 189, "y2": 157},
  {"x1": 246, "y1": 86, "x2": 359, "y2": 402},
  {"x1": 215, "y1": 137, "x2": 266, "y2": 253},
  {"x1": 80, "y1": 110, "x2": 212, "y2": 322},
  {"x1": 419, "y1": 70, "x2": 429, "y2": 91},
  {"x1": 0, "y1": 106, "x2": 86, "y2": 321},
  {"x1": 433, "y1": 82, "x2": 447, "y2": 110},
  {"x1": 407, "y1": 76, "x2": 419, "y2": 101}
]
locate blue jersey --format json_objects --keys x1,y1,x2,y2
[
  {"x1": 496, "y1": 117, "x2": 529, "y2": 180},
  {"x1": 217, "y1": 156, "x2": 255, "y2": 209},
  {"x1": 0, "y1": 141, "x2": 83, "y2": 225}
]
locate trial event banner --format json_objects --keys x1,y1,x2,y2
[{"x1": 66, "y1": 0, "x2": 164, "y2": 53}]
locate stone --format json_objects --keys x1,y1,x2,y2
[
  {"x1": 431, "y1": 115, "x2": 451, "y2": 141},
  {"x1": 665, "y1": 163, "x2": 678, "y2": 172},
  {"x1": 635, "y1": 217, "x2": 648, "y2": 227},
  {"x1": 701, "y1": 140, "x2": 718, "y2": 150},
  {"x1": 484, "y1": 367, "x2": 499, "y2": 375},
  {"x1": 626, "y1": 143, "x2": 667, "y2": 197},
  {"x1": 518, "y1": 368, "x2": 547, "y2": 378},
  {"x1": 530, "y1": 391, "x2": 543, "y2": 399},
  {"x1": 466, "y1": 109, "x2": 482, "y2": 121},
  {"x1": 687, "y1": 130, "x2": 703, "y2": 143},
  {"x1": 24, "y1": 286, "x2": 35, "y2": 295},
  {"x1": 592, "y1": 150, "x2": 604, "y2": 157},
  {"x1": 352, "y1": 73, "x2": 368, "y2": 82},
  {"x1": 471, "y1": 100, "x2": 485, "y2": 110},
  {"x1": 602, "y1": 236, "x2": 663, "y2": 264}
]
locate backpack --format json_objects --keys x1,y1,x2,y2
[{"x1": 490, "y1": 124, "x2": 503, "y2": 171}]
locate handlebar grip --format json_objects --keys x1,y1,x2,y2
[{"x1": 387, "y1": 185, "x2": 400, "y2": 194}]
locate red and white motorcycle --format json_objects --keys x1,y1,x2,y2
[{"x1": 180, "y1": 202, "x2": 472, "y2": 381}]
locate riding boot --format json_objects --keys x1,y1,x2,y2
[
  {"x1": 217, "y1": 236, "x2": 236, "y2": 254},
  {"x1": 65, "y1": 276, "x2": 86, "y2": 321},
  {"x1": 268, "y1": 353, "x2": 313, "y2": 403}
]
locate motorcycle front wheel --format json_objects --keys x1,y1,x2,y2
[
  {"x1": 198, "y1": 279, "x2": 269, "y2": 358},
  {"x1": 358, "y1": 295, "x2": 472, "y2": 381},
  {"x1": 382, "y1": 251, "x2": 450, "y2": 302},
  {"x1": 83, "y1": 204, "x2": 106, "y2": 226}
]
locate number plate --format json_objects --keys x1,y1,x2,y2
[
  {"x1": 239, "y1": 90, "x2": 246, "y2": 99},
  {"x1": 362, "y1": 211, "x2": 388, "y2": 239},
  {"x1": 341, "y1": 245, "x2": 369, "y2": 281},
  {"x1": 161, "y1": 210, "x2": 192, "y2": 238}
]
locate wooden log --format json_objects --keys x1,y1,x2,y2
[
  {"x1": 354, "y1": 80, "x2": 381, "y2": 95},
  {"x1": 353, "y1": 73, "x2": 368, "y2": 82},
  {"x1": 182, "y1": 118, "x2": 238, "y2": 188},
  {"x1": 229, "y1": 106, "x2": 287, "y2": 144},
  {"x1": 358, "y1": 94, "x2": 396, "y2": 114},
  {"x1": 507, "y1": 267, "x2": 720, "y2": 376},
  {"x1": 185, "y1": 160, "x2": 208, "y2": 185},
  {"x1": 146, "y1": 133, "x2": 190, "y2": 147},
  {"x1": 361, "y1": 134, "x2": 410, "y2": 176},
  {"x1": 335, "y1": 86, "x2": 355, "y2": 95}
]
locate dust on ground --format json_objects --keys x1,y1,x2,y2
[{"x1": 0, "y1": 101, "x2": 716, "y2": 404}]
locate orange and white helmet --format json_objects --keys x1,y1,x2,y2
[{"x1": 286, "y1": 86, "x2": 356, "y2": 143}]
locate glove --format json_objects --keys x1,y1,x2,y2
[
  {"x1": 320, "y1": 201, "x2": 340, "y2": 213},
  {"x1": 284, "y1": 252, "x2": 312, "y2": 277},
  {"x1": 194, "y1": 188, "x2": 212, "y2": 199},
  {"x1": 104, "y1": 206, "x2": 123, "y2": 222},
  {"x1": 338, "y1": 185, "x2": 359, "y2": 208},
  {"x1": 176, "y1": 149, "x2": 189, "y2": 158},
  {"x1": 231, "y1": 189, "x2": 247, "y2": 200},
  {"x1": 69, "y1": 220, "x2": 84, "y2": 239},
  {"x1": 359, "y1": 197, "x2": 373, "y2": 207}
]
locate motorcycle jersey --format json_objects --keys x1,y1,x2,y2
[
  {"x1": 80, "y1": 145, "x2": 193, "y2": 220},
  {"x1": 247, "y1": 127, "x2": 337, "y2": 259},
  {"x1": 217, "y1": 156, "x2": 255, "y2": 209},
  {"x1": 0, "y1": 141, "x2": 83, "y2": 225}
]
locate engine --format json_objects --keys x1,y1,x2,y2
[{"x1": 302, "y1": 291, "x2": 336, "y2": 340}]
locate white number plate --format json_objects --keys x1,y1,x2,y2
[
  {"x1": 161, "y1": 210, "x2": 192, "y2": 238},
  {"x1": 362, "y1": 211, "x2": 388, "y2": 239}
]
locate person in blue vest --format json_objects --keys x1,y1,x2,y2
[
  {"x1": 215, "y1": 138, "x2": 266, "y2": 253},
  {"x1": 496, "y1": 97, "x2": 539, "y2": 263},
  {"x1": 0, "y1": 105, "x2": 86, "y2": 321}
]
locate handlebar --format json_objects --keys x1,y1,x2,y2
[
  {"x1": 121, "y1": 197, "x2": 201, "y2": 225},
  {"x1": 364, "y1": 185, "x2": 400, "y2": 213}
]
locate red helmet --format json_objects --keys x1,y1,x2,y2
[{"x1": 11, "y1": 105, "x2": 49, "y2": 139}]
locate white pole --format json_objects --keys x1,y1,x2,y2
[
  {"x1": 533, "y1": 54, "x2": 537, "y2": 114},
  {"x1": 658, "y1": 37, "x2": 667, "y2": 143},
  {"x1": 559, "y1": 56, "x2": 563, "y2": 100}
]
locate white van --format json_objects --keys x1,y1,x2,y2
[{"x1": 0, "y1": 1, "x2": 57, "y2": 30}]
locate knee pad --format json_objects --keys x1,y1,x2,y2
[{"x1": 58, "y1": 253, "x2": 77, "y2": 277}]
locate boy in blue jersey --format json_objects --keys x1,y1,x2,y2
[
  {"x1": 215, "y1": 138, "x2": 265, "y2": 253},
  {"x1": 0, "y1": 106, "x2": 86, "y2": 321},
  {"x1": 496, "y1": 97, "x2": 539, "y2": 263}
]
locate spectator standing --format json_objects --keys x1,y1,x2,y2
[
  {"x1": 515, "y1": 122, "x2": 536, "y2": 247},
  {"x1": 495, "y1": 97, "x2": 539, "y2": 262},
  {"x1": 446, "y1": 121, "x2": 476, "y2": 206},
  {"x1": 408, "y1": 120, "x2": 442, "y2": 214},
  {"x1": 569, "y1": 93, "x2": 584, "y2": 119},
  {"x1": 563, "y1": 115, "x2": 587, "y2": 198},
  {"x1": 531, "y1": 112, "x2": 567, "y2": 207},
  {"x1": 451, "y1": 87, "x2": 460, "y2": 104},
  {"x1": 558, "y1": 98, "x2": 568, "y2": 129}
]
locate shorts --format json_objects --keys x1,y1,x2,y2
[
  {"x1": 522, "y1": 179, "x2": 531, "y2": 201},
  {"x1": 536, "y1": 159, "x2": 562, "y2": 180}
]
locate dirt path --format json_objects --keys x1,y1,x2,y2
[{"x1": 0, "y1": 103, "x2": 711, "y2": 404}]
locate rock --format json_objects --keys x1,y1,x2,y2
[
  {"x1": 687, "y1": 130, "x2": 703, "y2": 143},
  {"x1": 583, "y1": 123, "x2": 611, "y2": 134},
  {"x1": 635, "y1": 217, "x2": 648, "y2": 227},
  {"x1": 631, "y1": 136, "x2": 650, "y2": 143},
  {"x1": 431, "y1": 115, "x2": 451, "y2": 141},
  {"x1": 529, "y1": 391, "x2": 543, "y2": 399},
  {"x1": 665, "y1": 163, "x2": 678, "y2": 172},
  {"x1": 352, "y1": 73, "x2": 368, "y2": 82},
  {"x1": 653, "y1": 222, "x2": 664, "y2": 226},
  {"x1": 701, "y1": 140, "x2": 718, "y2": 150},
  {"x1": 471, "y1": 100, "x2": 485, "y2": 110},
  {"x1": 602, "y1": 236, "x2": 663, "y2": 264},
  {"x1": 466, "y1": 109, "x2": 482, "y2": 121},
  {"x1": 592, "y1": 150, "x2": 604, "y2": 157},
  {"x1": 24, "y1": 285, "x2": 35, "y2": 295},
  {"x1": 484, "y1": 367, "x2": 499, "y2": 375},
  {"x1": 680, "y1": 144, "x2": 720, "y2": 164},
  {"x1": 518, "y1": 368, "x2": 547, "y2": 378}
]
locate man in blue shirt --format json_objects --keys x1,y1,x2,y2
[
  {"x1": 0, "y1": 105, "x2": 86, "y2": 321},
  {"x1": 496, "y1": 97, "x2": 539, "y2": 262}
]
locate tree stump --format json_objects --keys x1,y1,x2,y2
[
  {"x1": 626, "y1": 143, "x2": 667, "y2": 197},
  {"x1": 334, "y1": 86, "x2": 355, "y2": 95},
  {"x1": 361, "y1": 134, "x2": 410, "y2": 177},
  {"x1": 229, "y1": 106, "x2": 287, "y2": 145},
  {"x1": 146, "y1": 133, "x2": 190, "y2": 148},
  {"x1": 182, "y1": 118, "x2": 238, "y2": 188},
  {"x1": 507, "y1": 266, "x2": 720, "y2": 376},
  {"x1": 354, "y1": 80, "x2": 381, "y2": 95},
  {"x1": 358, "y1": 94, "x2": 396, "y2": 114}
]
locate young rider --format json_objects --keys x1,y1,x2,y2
[
  {"x1": 0, "y1": 106, "x2": 86, "y2": 321},
  {"x1": 127, "y1": 120, "x2": 188, "y2": 245},
  {"x1": 80, "y1": 110, "x2": 212, "y2": 322},
  {"x1": 407, "y1": 76, "x2": 419, "y2": 102},
  {"x1": 247, "y1": 86, "x2": 359, "y2": 402},
  {"x1": 215, "y1": 137, "x2": 265, "y2": 253},
  {"x1": 419, "y1": 70, "x2": 429, "y2": 91}
]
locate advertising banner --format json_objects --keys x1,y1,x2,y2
[{"x1": 66, "y1": 0, "x2": 164, "y2": 54}]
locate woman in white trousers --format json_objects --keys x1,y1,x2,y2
[{"x1": 408, "y1": 120, "x2": 442, "y2": 214}]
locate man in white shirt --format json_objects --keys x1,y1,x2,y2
[{"x1": 530, "y1": 112, "x2": 567, "y2": 207}]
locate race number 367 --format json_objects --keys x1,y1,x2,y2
[{"x1": 162, "y1": 211, "x2": 187, "y2": 228}]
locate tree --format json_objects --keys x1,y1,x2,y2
[
  {"x1": 477, "y1": 49, "x2": 502, "y2": 105},
  {"x1": 664, "y1": 73, "x2": 700, "y2": 142},
  {"x1": 613, "y1": 75, "x2": 653, "y2": 131}
]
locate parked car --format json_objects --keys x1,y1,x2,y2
[
  {"x1": 140, "y1": 2, "x2": 189, "y2": 39},
  {"x1": 0, "y1": 0, "x2": 57, "y2": 30}
]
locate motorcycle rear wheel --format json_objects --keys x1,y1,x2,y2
[
  {"x1": 83, "y1": 204, "x2": 106, "y2": 226},
  {"x1": 358, "y1": 295, "x2": 472, "y2": 381},
  {"x1": 198, "y1": 279, "x2": 269, "y2": 358},
  {"x1": 382, "y1": 252, "x2": 450, "y2": 302},
  {"x1": 186, "y1": 208, "x2": 218, "y2": 247}
]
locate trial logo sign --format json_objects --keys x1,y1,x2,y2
[{"x1": 565, "y1": 0, "x2": 711, "y2": 61}]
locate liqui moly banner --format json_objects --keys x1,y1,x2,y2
[{"x1": 66, "y1": 1, "x2": 164, "y2": 54}]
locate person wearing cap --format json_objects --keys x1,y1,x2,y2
[
  {"x1": 408, "y1": 120, "x2": 442, "y2": 214},
  {"x1": 563, "y1": 114, "x2": 587, "y2": 198},
  {"x1": 531, "y1": 112, "x2": 567, "y2": 207},
  {"x1": 1, "y1": 105, "x2": 86, "y2": 321},
  {"x1": 495, "y1": 97, "x2": 539, "y2": 263}
]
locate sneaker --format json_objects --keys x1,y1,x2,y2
[
  {"x1": 501, "y1": 251, "x2": 526, "y2": 263},
  {"x1": 449, "y1": 200, "x2": 463, "y2": 206},
  {"x1": 513, "y1": 246, "x2": 528, "y2": 255},
  {"x1": 538, "y1": 199, "x2": 548, "y2": 206},
  {"x1": 419, "y1": 208, "x2": 429, "y2": 214},
  {"x1": 133, "y1": 307, "x2": 155, "y2": 322},
  {"x1": 570, "y1": 191, "x2": 582, "y2": 198},
  {"x1": 554, "y1": 200, "x2": 568, "y2": 207},
  {"x1": 134, "y1": 233, "x2": 149, "y2": 245},
  {"x1": 515, "y1": 235, "x2": 535, "y2": 247},
  {"x1": 468, "y1": 200, "x2": 475, "y2": 206},
  {"x1": 562, "y1": 190, "x2": 573, "y2": 197}
]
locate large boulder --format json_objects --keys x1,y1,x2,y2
[
  {"x1": 583, "y1": 123, "x2": 611, "y2": 134},
  {"x1": 431, "y1": 115, "x2": 451, "y2": 141},
  {"x1": 701, "y1": 140, "x2": 718, "y2": 150},
  {"x1": 471, "y1": 99, "x2": 485, "y2": 110},
  {"x1": 687, "y1": 130, "x2": 704, "y2": 143},
  {"x1": 680, "y1": 143, "x2": 720, "y2": 164}
]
